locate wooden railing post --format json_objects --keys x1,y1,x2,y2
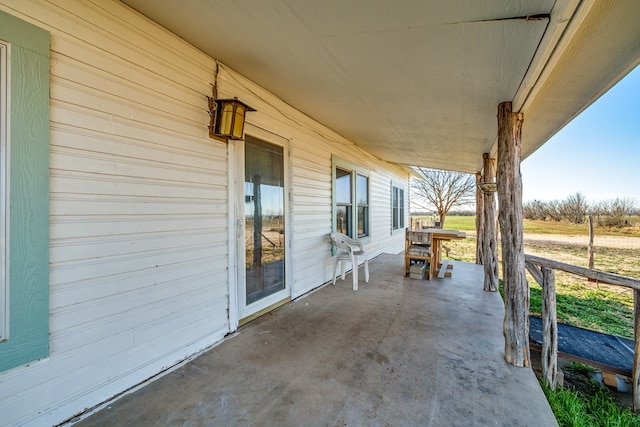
[
  {"x1": 541, "y1": 266, "x2": 559, "y2": 389},
  {"x1": 588, "y1": 215, "x2": 595, "y2": 270},
  {"x1": 634, "y1": 289, "x2": 640, "y2": 411},
  {"x1": 525, "y1": 260, "x2": 559, "y2": 389}
]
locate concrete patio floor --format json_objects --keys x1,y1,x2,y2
[{"x1": 75, "y1": 254, "x2": 557, "y2": 426}]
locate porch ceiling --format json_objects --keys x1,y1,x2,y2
[{"x1": 122, "y1": 0, "x2": 640, "y2": 174}]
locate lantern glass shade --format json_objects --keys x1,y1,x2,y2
[
  {"x1": 212, "y1": 98, "x2": 255, "y2": 140},
  {"x1": 232, "y1": 103, "x2": 247, "y2": 137}
]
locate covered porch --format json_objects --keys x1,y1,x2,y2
[{"x1": 77, "y1": 255, "x2": 556, "y2": 426}]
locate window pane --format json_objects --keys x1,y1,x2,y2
[
  {"x1": 392, "y1": 207, "x2": 398, "y2": 229},
  {"x1": 356, "y1": 174, "x2": 368, "y2": 205},
  {"x1": 392, "y1": 187, "x2": 399, "y2": 229},
  {"x1": 336, "y1": 205, "x2": 351, "y2": 235},
  {"x1": 336, "y1": 168, "x2": 351, "y2": 204},
  {"x1": 357, "y1": 174, "x2": 368, "y2": 237},
  {"x1": 358, "y1": 206, "x2": 368, "y2": 237}
]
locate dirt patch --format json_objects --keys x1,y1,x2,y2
[{"x1": 524, "y1": 233, "x2": 640, "y2": 249}]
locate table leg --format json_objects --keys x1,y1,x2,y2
[
  {"x1": 433, "y1": 238, "x2": 442, "y2": 267},
  {"x1": 433, "y1": 237, "x2": 454, "y2": 277}
]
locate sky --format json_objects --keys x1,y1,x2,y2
[{"x1": 520, "y1": 65, "x2": 640, "y2": 204}]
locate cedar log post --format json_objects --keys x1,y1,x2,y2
[
  {"x1": 634, "y1": 289, "x2": 640, "y2": 411},
  {"x1": 588, "y1": 215, "x2": 595, "y2": 270},
  {"x1": 475, "y1": 172, "x2": 485, "y2": 265},
  {"x1": 541, "y1": 266, "x2": 559, "y2": 388},
  {"x1": 497, "y1": 102, "x2": 530, "y2": 367},
  {"x1": 525, "y1": 261, "x2": 560, "y2": 388},
  {"x1": 482, "y1": 153, "x2": 498, "y2": 292}
]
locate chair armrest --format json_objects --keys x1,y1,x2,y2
[
  {"x1": 330, "y1": 232, "x2": 365, "y2": 253},
  {"x1": 345, "y1": 235, "x2": 364, "y2": 251}
]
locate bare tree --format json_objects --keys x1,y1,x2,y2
[
  {"x1": 559, "y1": 192, "x2": 589, "y2": 224},
  {"x1": 411, "y1": 168, "x2": 476, "y2": 227},
  {"x1": 546, "y1": 200, "x2": 563, "y2": 222},
  {"x1": 594, "y1": 197, "x2": 637, "y2": 227},
  {"x1": 523, "y1": 200, "x2": 547, "y2": 220}
]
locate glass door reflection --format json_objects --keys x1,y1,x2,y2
[{"x1": 244, "y1": 137, "x2": 285, "y2": 305}]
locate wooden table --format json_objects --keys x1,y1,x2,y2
[{"x1": 415, "y1": 228, "x2": 466, "y2": 277}]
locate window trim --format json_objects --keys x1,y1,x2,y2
[
  {"x1": 0, "y1": 41, "x2": 8, "y2": 341},
  {"x1": 331, "y1": 156, "x2": 371, "y2": 242},
  {"x1": 334, "y1": 166, "x2": 353, "y2": 237}
]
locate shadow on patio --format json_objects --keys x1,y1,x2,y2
[{"x1": 76, "y1": 254, "x2": 557, "y2": 426}]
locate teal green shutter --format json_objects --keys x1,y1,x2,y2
[{"x1": 0, "y1": 9, "x2": 50, "y2": 372}]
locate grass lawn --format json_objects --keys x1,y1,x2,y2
[
  {"x1": 542, "y1": 367, "x2": 640, "y2": 426},
  {"x1": 522, "y1": 217, "x2": 640, "y2": 237},
  {"x1": 438, "y1": 215, "x2": 476, "y2": 231}
]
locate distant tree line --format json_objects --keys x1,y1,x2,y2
[{"x1": 523, "y1": 192, "x2": 638, "y2": 227}]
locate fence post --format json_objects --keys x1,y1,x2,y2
[
  {"x1": 541, "y1": 266, "x2": 559, "y2": 389},
  {"x1": 634, "y1": 289, "x2": 640, "y2": 411},
  {"x1": 588, "y1": 215, "x2": 595, "y2": 270}
]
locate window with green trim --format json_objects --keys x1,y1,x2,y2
[
  {"x1": 332, "y1": 157, "x2": 369, "y2": 239},
  {"x1": 392, "y1": 185, "x2": 405, "y2": 231}
]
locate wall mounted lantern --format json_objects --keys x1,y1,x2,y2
[
  {"x1": 478, "y1": 181, "x2": 498, "y2": 194},
  {"x1": 208, "y1": 97, "x2": 256, "y2": 140}
]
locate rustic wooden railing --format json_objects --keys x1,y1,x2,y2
[{"x1": 524, "y1": 254, "x2": 640, "y2": 411}]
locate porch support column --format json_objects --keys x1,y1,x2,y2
[
  {"x1": 482, "y1": 153, "x2": 498, "y2": 292},
  {"x1": 497, "y1": 101, "x2": 530, "y2": 367},
  {"x1": 475, "y1": 172, "x2": 484, "y2": 265}
]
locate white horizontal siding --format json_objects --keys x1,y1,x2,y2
[{"x1": 0, "y1": 1, "x2": 228, "y2": 426}]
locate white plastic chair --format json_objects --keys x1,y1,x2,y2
[{"x1": 330, "y1": 232, "x2": 369, "y2": 291}]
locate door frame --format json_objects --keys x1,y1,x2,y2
[{"x1": 227, "y1": 124, "x2": 292, "y2": 331}]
